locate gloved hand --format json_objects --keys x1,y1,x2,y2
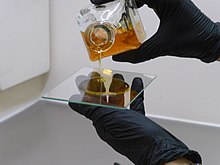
[
  {"x1": 91, "y1": 0, "x2": 220, "y2": 63},
  {"x1": 68, "y1": 77, "x2": 202, "y2": 165}
]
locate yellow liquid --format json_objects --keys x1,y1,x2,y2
[
  {"x1": 81, "y1": 26, "x2": 141, "y2": 61},
  {"x1": 78, "y1": 77, "x2": 130, "y2": 96}
]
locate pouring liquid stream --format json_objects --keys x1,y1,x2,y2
[
  {"x1": 98, "y1": 51, "x2": 103, "y2": 103},
  {"x1": 79, "y1": 24, "x2": 131, "y2": 100}
]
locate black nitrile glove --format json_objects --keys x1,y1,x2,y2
[
  {"x1": 91, "y1": 0, "x2": 220, "y2": 63},
  {"x1": 69, "y1": 77, "x2": 202, "y2": 165}
]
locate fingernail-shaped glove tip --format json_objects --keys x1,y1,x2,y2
[
  {"x1": 131, "y1": 77, "x2": 144, "y2": 93},
  {"x1": 113, "y1": 73, "x2": 124, "y2": 80}
]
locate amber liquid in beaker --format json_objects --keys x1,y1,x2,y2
[{"x1": 81, "y1": 26, "x2": 141, "y2": 62}]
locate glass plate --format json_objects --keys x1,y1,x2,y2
[{"x1": 42, "y1": 67, "x2": 156, "y2": 109}]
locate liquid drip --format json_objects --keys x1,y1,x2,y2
[{"x1": 98, "y1": 51, "x2": 103, "y2": 101}]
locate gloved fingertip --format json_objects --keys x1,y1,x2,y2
[
  {"x1": 112, "y1": 53, "x2": 143, "y2": 64},
  {"x1": 114, "y1": 163, "x2": 121, "y2": 165},
  {"x1": 112, "y1": 50, "x2": 137, "y2": 62},
  {"x1": 88, "y1": 71, "x2": 101, "y2": 78},
  {"x1": 112, "y1": 55, "x2": 126, "y2": 62},
  {"x1": 113, "y1": 73, "x2": 124, "y2": 81},
  {"x1": 131, "y1": 77, "x2": 144, "y2": 94}
]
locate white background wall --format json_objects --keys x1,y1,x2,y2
[{"x1": 0, "y1": 0, "x2": 220, "y2": 125}]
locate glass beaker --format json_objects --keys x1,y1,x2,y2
[{"x1": 76, "y1": 0, "x2": 146, "y2": 61}]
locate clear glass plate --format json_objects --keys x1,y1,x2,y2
[{"x1": 42, "y1": 67, "x2": 156, "y2": 109}]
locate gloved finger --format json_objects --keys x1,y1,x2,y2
[
  {"x1": 69, "y1": 93, "x2": 108, "y2": 106},
  {"x1": 112, "y1": 32, "x2": 162, "y2": 63},
  {"x1": 76, "y1": 71, "x2": 107, "y2": 105},
  {"x1": 130, "y1": 77, "x2": 145, "y2": 115},
  {"x1": 76, "y1": 72, "x2": 101, "y2": 88},
  {"x1": 83, "y1": 71, "x2": 106, "y2": 95},
  {"x1": 109, "y1": 74, "x2": 125, "y2": 107},
  {"x1": 88, "y1": 71, "x2": 101, "y2": 78},
  {"x1": 90, "y1": 0, "x2": 114, "y2": 5}
]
